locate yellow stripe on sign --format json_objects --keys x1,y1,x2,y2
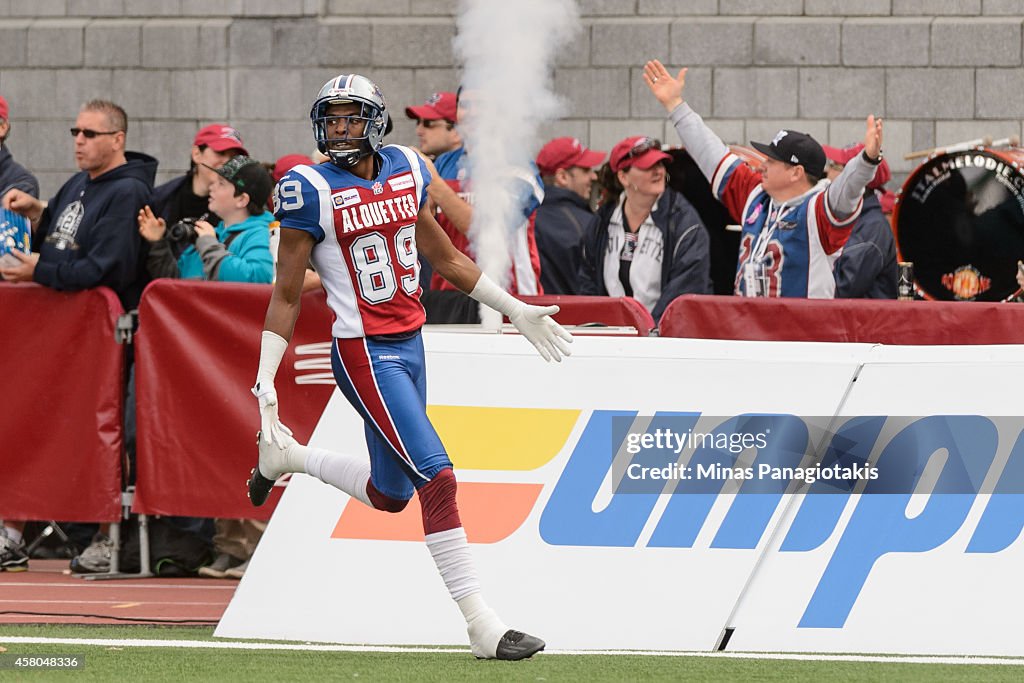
[{"x1": 426, "y1": 406, "x2": 580, "y2": 470}]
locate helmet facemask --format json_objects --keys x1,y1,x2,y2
[{"x1": 312, "y1": 99, "x2": 385, "y2": 169}]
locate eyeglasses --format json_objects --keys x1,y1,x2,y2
[
  {"x1": 625, "y1": 137, "x2": 662, "y2": 160},
  {"x1": 70, "y1": 128, "x2": 120, "y2": 139},
  {"x1": 416, "y1": 119, "x2": 451, "y2": 129}
]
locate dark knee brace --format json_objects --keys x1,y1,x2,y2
[{"x1": 417, "y1": 467, "x2": 462, "y2": 535}]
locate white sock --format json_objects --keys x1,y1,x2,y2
[
  {"x1": 426, "y1": 528, "x2": 507, "y2": 658},
  {"x1": 302, "y1": 445, "x2": 372, "y2": 507},
  {"x1": 3, "y1": 526, "x2": 22, "y2": 544}
]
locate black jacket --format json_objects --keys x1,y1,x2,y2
[
  {"x1": 834, "y1": 193, "x2": 897, "y2": 299},
  {"x1": 579, "y1": 188, "x2": 712, "y2": 321},
  {"x1": 33, "y1": 151, "x2": 158, "y2": 310},
  {"x1": 0, "y1": 143, "x2": 39, "y2": 199},
  {"x1": 534, "y1": 185, "x2": 596, "y2": 295}
]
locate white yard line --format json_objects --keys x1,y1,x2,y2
[{"x1": 0, "y1": 637, "x2": 1022, "y2": 665}]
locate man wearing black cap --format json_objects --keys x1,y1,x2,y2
[{"x1": 643, "y1": 59, "x2": 883, "y2": 298}]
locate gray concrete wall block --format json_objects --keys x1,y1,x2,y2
[
  {"x1": 111, "y1": 70, "x2": 172, "y2": 120},
  {"x1": 754, "y1": 18, "x2": 841, "y2": 66},
  {"x1": 84, "y1": 21, "x2": 142, "y2": 68},
  {"x1": 123, "y1": 0, "x2": 183, "y2": 16},
  {"x1": 67, "y1": 0, "x2": 122, "y2": 16},
  {"x1": 640, "y1": 0, "x2": 718, "y2": 14},
  {"x1": 746, "y1": 119, "x2": 829, "y2": 147},
  {"x1": 983, "y1": 0, "x2": 1024, "y2": 14},
  {"x1": 143, "y1": 20, "x2": 202, "y2": 69},
  {"x1": 6, "y1": 0, "x2": 67, "y2": 17},
  {"x1": 692, "y1": 119, "x2": 747, "y2": 147},
  {"x1": 136, "y1": 120, "x2": 199, "y2": 175},
  {"x1": 912, "y1": 119, "x2": 935, "y2": 155},
  {"x1": 536, "y1": 119, "x2": 590, "y2": 150},
  {"x1": 591, "y1": 20, "x2": 668, "y2": 66},
  {"x1": 805, "y1": 0, "x2": 892, "y2": 15},
  {"x1": 327, "y1": 0, "x2": 410, "y2": 15},
  {"x1": 230, "y1": 68, "x2": 306, "y2": 120},
  {"x1": 242, "y1": 0, "x2": 310, "y2": 16},
  {"x1": 671, "y1": 18, "x2": 755, "y2": 66},
  {"x1": 842, "y1": 19, "x2": 930, "y2": 67},
  {"x1": 0, "y1": 70, "x2": 59, "y2": 119},
  {"x1": 893, "y1": 0, "x2": 981, "y2": 14},
  {"x1": 36, "y1": 172, "x2": 70, "y2": 202},
  {"x1": 553, "y1": 68, "x2": 630, "y2": 118},
  {"x1": 180, "y1": 0, "x2": 243, "y2": 15},
  {"x1": 0, "y1": 21, "x2": 30, "y2": 67},
  {"x1": 27, "y1": 20, "x2": 86, "y2": 68},
  {"x1": 589, "y1": 118, "x2": 662, "y2": 154},
  {"x1": 713, "y1": 68, "x2": 798, "y2": 118},
  {"x1": 410, "y1": 0, "x2": 458, "y2": 15},
  {"x1": 886, "y1": 68, "x2": 974, "y2": 118},
  {"x1": 799, "y1": 68, "x2": 885, "y2": 118},
  {"x1": 411, "y1": 68, "x2": 460, "y2": 105},
  {"x1": 578, "y1": 0, "x2": 637, "y2": 16},
  {"x1": 720, "y1": 0, "x2": 803, "y2": 15},
  {"x1": 630, "y1": 66, "x2": 710, "y2": 118},
  {"x1": 56, "y1": 69, "x2": 116, "y2": 119},
  {"x1": 554, "y1": 26, "x2": 589, "y2": 68},
  {"x1": 233, "y1": 119, "x2": 317, "y2": 164},
  {"x1": 371, "y1": 20, "x2": 454, "y2": 67},
  {"x1": 229, "y1": 19, "x2": 274, "y2": 66},
  {"x1": 318, "y1": 18, "x2": 373, "y2": 67},
  {"x1": 198, "y1": 20, "x2": 230, "y2": 67},
  {"x1": 169, "y1": 70, "x2": 229, "y2": 120},
  {"x1": 20, "y1": 119, "x2": 72, "y2": 171},
  {"x1": 931, "y1": 18, "x2": 1022, "y2": 66},
  {"x1": 272, "y1": 19, "x2": 320, "y2": 67},
  {"x1": 976, "y1": 69, "x2": 1024, "y2": 118}
]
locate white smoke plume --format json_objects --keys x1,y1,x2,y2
[{"x1": 453, "y1": 0, "x2": 580, "y2": 326}]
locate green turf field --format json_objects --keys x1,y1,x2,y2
[{"x1": 1, "y1": 624, "x2": 1022, "y2": 682}]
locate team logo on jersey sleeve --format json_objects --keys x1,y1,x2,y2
[
  {"x1": 372, "y1": 181, "x2": 384, "y2": 195},
  {"x1": 333, "y1": 188, "x2": 362, "y2": 209}
]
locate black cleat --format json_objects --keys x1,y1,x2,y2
[
  {"x1": 247, "y1": 430, "x2": 276, "y2": 507},
  {"x1": 493, "y1": 630, "x2": 545, "y2": 661}
]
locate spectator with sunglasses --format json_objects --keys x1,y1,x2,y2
[
  {"x1": 1, "y1": 99, "x2": 155, "y2": 310},
  {"x1": 579, "y1": 135, "x2": 712, "y2": 321},
  {"x1": 644, "y1": 59, "x2": 883, "y2": 298},
  {"x1": 405, "y1": 92, "x2": 462, "y2": 159}
]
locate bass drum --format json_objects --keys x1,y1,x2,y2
[{"x1": 893, "y1": 146, "x2": 1024, "y2": 301}]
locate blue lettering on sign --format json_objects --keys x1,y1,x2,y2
[{"x1": 539, "y1": 411, "x2": 1024, "y2": 629}]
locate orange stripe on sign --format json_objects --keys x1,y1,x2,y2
[{"x1": 331, "y1": 482, "x2": 542, "y2": 543}]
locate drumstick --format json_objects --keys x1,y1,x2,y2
[
  {"x1": 904, "y1": 136, "x2": 992, "y2": 161},
  {"x1": 991, "y1": 135, "x2": 1021, "y2": 148}
]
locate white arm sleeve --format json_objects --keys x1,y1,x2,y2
[{"x1": 256, "y1": 330, "x2": 289, "y2": 390}]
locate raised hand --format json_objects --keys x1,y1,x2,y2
[
  {"x1": 508, "y1": 304, "x2": 573, "y2": 363},
  {"x1": 642, "y1": 59, "x2": 687, "y2": 112},
  {"x1": 137, "y1": 206, "x2": 166, "y2": 242},
  {"x1": 864, "y1": 115, "x2": 884, "y2": 160}
]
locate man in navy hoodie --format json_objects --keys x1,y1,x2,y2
[{"x1": 1, "y1": 99, "x2": 156, "y2": 310}]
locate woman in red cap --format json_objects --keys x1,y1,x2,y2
[{"x1": 579, "y1": 135, "x2": 711, "y2": 321}]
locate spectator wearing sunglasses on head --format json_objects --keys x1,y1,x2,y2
[
  {"x1": 579, "y1": 135, "x2": 712, "y2": 322},
  {"x1": 1, "y1": 99, "x2": 156, "y2": 311}
]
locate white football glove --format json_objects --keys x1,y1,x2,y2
[
  {"x1": 252, "y1": 381, "x2": 294, "y2": 448},
  {"x1": 254, "y1": 330, "x2": 294, "y2": 447},
  {"x1": 469, "y1": 273, "x2": 574, "y2": 363}
]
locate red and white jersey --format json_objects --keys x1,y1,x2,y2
[{"x1": 274, "y1": 145, "x2": 429, "y2": 338}]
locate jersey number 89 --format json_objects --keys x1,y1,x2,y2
[{"x1": 349, "y1": 226, "x2": 419, "y2": 304}]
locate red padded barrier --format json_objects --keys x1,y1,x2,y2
[{"x1": 519, "y1": 295, "x2": 655, "y2": 336}]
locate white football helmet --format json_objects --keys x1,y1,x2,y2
[{"x1": 310, "y1": 74, "x2": 392, "y2": 169}]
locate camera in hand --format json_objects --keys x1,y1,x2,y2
[{"x1": 166, "y1": 213, "x2": 208, "y2": 246}]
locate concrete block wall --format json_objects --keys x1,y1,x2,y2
[{"x1": 0, "y1": 1, "x2": 1022, "y2": 197}]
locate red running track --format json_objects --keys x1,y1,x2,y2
[{"x1": 0, "y1": 560, "x2": 235, "y2": 625}]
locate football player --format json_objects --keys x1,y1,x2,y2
[{"x1": 248, "y1": 74, "x2": 571, "y2": 660}]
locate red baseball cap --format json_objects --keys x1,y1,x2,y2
[
  {"x1": 404, "y1": 92, "x2": 458, "y2": 123},
  {"x1": 0, "y1": 95, "x2": 8, "y2": 121},
  {"x1": 609, "y1": 136, "x2": 671, "y2": 173},
  {"x1": 822, "y1": 143, "x2": 891, "y2": 190},
  {"x1": 272, "y1": 153, "x2": 313, "y2": 184},
  {"x1": 535, "y1": 137, "x2": 606, "y2": 176},
  {"x1": 193, "y1": 124, "x2": 248, "y2": 155}
]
